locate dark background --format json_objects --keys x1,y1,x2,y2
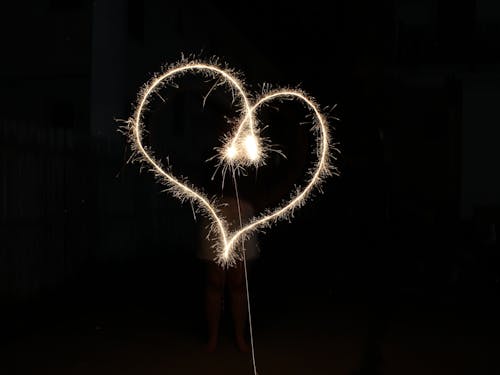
[{"x1": 1, "y1": 1, "x2": 499, "y2": 374}]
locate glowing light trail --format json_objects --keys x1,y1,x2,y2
[{"x1": 123, "y1": 58, "x2": 336, "y2": 267}]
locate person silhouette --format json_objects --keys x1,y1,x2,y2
[{"x1": 197, "y1": 192, "x2": 260, "y2": 353}]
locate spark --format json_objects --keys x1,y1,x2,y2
[
  {"x1": 243, "y1": 134, "x2": 260, "y2": 161},
  {"x1": 122, "y1": 57, "x2": 337, "y2": 267}
]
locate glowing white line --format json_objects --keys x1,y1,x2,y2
[
  {"x1": 125, "y1": 59, "x2": 335, "y2": 267},
  {"x1": 223, "y1": 90, "x2": 330, "y2": 255}
]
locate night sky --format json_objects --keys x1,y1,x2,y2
[{"x1": 1, "y1": 1, "x2": 500, "y2": 374}]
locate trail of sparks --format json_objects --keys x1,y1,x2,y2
[{"x1": 124, "y1": 58, "x2": 336, "y2": 267}]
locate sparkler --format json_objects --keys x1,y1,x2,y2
[{"x1": 123, "y1": 57, "x2": 337, "y2": 267}]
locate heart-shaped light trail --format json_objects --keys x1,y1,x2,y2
[{"x1": 123, "y1": 58, "x2": 337, "y2": 267}]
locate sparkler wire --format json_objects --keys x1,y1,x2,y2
[{"x1": 123, "y1": 58, "x2": 337, "y2": 375}]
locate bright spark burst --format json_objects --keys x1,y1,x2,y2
[
  {"x1": 122, "y1": 57, "x2": 338, "y2": 267},
  {"x1": 243, "y1": 134, "x2": 260, "y2": 161}
]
